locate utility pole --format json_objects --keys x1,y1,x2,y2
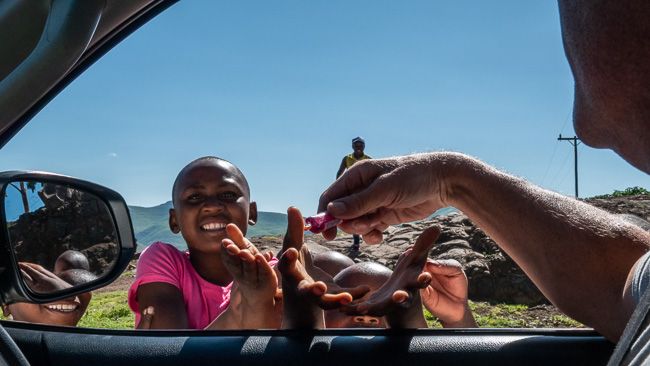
[{"x1": 558, "y1": 134, "x2": 581, "y2": 198}]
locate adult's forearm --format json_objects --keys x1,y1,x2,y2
[{"x1": 441, "y1": 153, "x2": 650, "y2": 341}]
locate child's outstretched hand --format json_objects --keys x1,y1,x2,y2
[
  {"x1": 220, "y1": 223, "x2": 281, "y2": 329},
  {"x1": 279, "y1": 207, "x2": 368, "y2": 329},
  {"x1": 421, "y1": 259, "x2": 478, "y2": 328},
  {"x1": 339, "y1": 226, "x2": 441, "y2": 328},
  {"x1": 222, "y1": 224, "x2": 279, "y2": 303},
  {"x1": 19, "y1": 262, "x2": 72, "y2": 293},
  {"x1": 281, "y1": 207, "x2": 368, "y2": 308}
]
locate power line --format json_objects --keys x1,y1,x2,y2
[
  {"x1": 549, "y1": 147, "x2": 572, "y2": 190},
  {"x1": 540, "y1": 139, "x2": 560, "y2": 186},
  {"x1": 542, "y1": 109, "x2": 572, "y2": 187}
]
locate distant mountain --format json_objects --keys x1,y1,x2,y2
[
  {"x1": 128, "y1": 201, "x2": 288, "y2": 252},
  {"x1": 127, "y1": 201, "x2": 459, "y2": 252}
]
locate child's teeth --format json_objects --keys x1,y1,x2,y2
[
  {"x1": 202, "y1": 223, "x2": 226, "y2": 230},
  {"x1": 46, "y1": 304, "x2": 77, "y2": 312}
]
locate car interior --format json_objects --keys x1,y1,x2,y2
[{"x1": 0, "y1": 0, "x2": 624, "y2": 365}]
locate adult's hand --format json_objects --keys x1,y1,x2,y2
[{"x1": 318, "y1": 153, "x2": 459, "y2": 244}]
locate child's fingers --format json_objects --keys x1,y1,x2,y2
[
  {"x1": 237, "y1": 248, "x2": 256, "y2": 263},
  {"x1": 279, "y1": 248, "x2": 310, "y2": 289},
  {"x1": 392, "y1": 290, "x2": 410, "y2": 304},
  {"x1": 318, "y1": 292, "x2": 354, "y2": 310},
  {"x1": 420, "y1": 286, "x2": 440, "y2": 310},
  {"x1": 278, "y1": 248, "x2": 299, "y2": 275},
  {"x1": 262, "y1": 251, "x2": 274, "y2": 262},
  {"x1": 297, "y1": 280, "x2": 326, "y2": 297},
  {"x1": 226, "y1": 223, "x2": 245, "y2": 244},
  {"x1": 274, "y1": 288, "x2": 283, "y2": 301},
  {"x1": 137, "y1": 306, "x2": 154, "y2": 330},
  {"x1": 341, "y1": 302, "x2": 369, "y2": 315},
  {"x1": 253, "y1": 253, "x2": 276, "y2": 283},
  {"x1": 221, "y1": 241, "x2": 244, "y2": 277},
  {"x1": 394, "y1": 247, "x2": 414, "y2": 267},
  {"x1": 19, "y1": 262, "x2": 46, "y2": 281},
  {"x1": 410, "y1": 226, "x2": 441, "y2": 260},
  {"x1": 226, "y1": 224, "x2": 259, "y2": 255},
  {"x1": 281, "y1": 207, "x2": 305, "y2": 254},
  {"x1": 223, "y1": 238, "x2": 256, "y2": 263},
  {"x1": 424, "y1": 259, "x2": 465, "y2": 277},
  {"x1": 222, "y1": 239, "x2": 240, "y2": 255},
  {"x1": 333, "y1": 285, "x2": 370, "y2": 300},
  {"x1": 240, "y1": 252, "x2": 258, "y2": 280},
  {"x1": 417, "y1": 272, "x2": 432, "y2": 288},
  {"x1": 20, "y1": 269, "x2": 34, "y2": 284}
]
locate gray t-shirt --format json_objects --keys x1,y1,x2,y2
[
  {"x1": 633, "y1": 251, "x2": 650, "y2": 305},
  {"x1": 608, "y1": 251, "x2": 650, "y2": 365}
]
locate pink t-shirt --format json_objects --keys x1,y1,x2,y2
[{"x1": 128, "y1": 242, "x2": 233, "y2": 329}]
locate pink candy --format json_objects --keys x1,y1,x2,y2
[{"x1": 304, "y1": 212, "x2": 342, "y2": 234}]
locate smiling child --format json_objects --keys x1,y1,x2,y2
[
  {"x1": 2, "y1": 262, "x2": 93, "y2": 327},
  {"x1": 127, "y1": 156, "x2": 279, "y2": 329}
]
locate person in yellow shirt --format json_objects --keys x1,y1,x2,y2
[{"x1": 336, "y1": 136, "x2": 371, "y2": 251}]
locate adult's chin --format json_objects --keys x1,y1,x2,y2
[{"x1": 573, "y1": 95, "x2": 650, "y2": 174}]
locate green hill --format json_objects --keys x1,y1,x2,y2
[
  {"x1": 128, "y1": 202, "x2": 459, "y2": 252},
  {"x1": 128, "y1": 201, "x2": 288, "y2": 252}
]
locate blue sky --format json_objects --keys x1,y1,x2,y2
[{"x1": 0, "y1": 1, "x2": 648, "y2": 216}]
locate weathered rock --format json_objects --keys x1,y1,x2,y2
[
  {"x1": 8, "y1": 186, "x2": 119, "y2": 276},
  {"x1": 294, "y1": 195, "x2": 649, "y2": 305}
]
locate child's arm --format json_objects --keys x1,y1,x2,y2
[
  {"x1": 211, "y1": 224, "x2": 281, "y2": 330},
  {"x1": 339, "y1": 226, "x2": 441, "y2": 328},
  {"x1": 421, "y1": 259, "x2": 478, "y2": 328},
  {"x1": 135, "y1": 282, "x2": 188, "y2": 329}
]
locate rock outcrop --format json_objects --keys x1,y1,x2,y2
[
  {"x1": 8, "y1": 184, "x2": 119, "y2": 275},
  {"x1": 254, "y1": 194, "x2": 650, "y2": 306}
]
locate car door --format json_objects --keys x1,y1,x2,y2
[{"x1": 0, "y1": 1, "x2": 624, "y2": 365}]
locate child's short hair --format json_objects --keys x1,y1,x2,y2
[
  {"x1": 334, "y1": 262, "x2": 392, "y2": 289},
  {"x1": 171, "y1": 156, "x2": 250, "y2": 203}
]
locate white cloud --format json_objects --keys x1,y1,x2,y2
[{"x1": 108, "y1": 153, "x2": 118, "y2": 158}]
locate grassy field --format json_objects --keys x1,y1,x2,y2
[
  {"x1": 74, "y1": 290, "x2": 584, "y2": 330},
  {"x1": 78, "y1": 291, "x2": 134, "y2": 329},
  {"x1": 424, "y1": 302, "x2": 584, "y2": 328}
]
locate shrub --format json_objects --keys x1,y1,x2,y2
[{"x1": 593, "y1": 186, "x2": 649, "y2": 199}]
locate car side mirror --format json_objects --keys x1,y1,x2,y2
[{"x1": 0, "y1": 171, "x2": 135, "y2": 304}]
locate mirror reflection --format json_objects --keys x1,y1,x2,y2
[{"x1": 5, "y1": 181, "x2": 119, "y2": 294}]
